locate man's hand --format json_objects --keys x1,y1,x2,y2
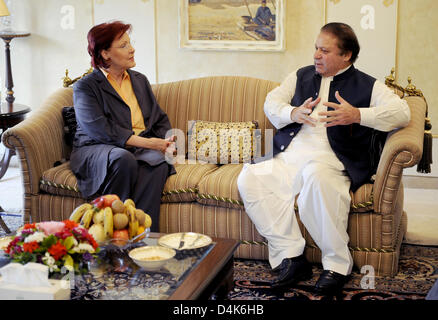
[
  {"x1": 290, "y1": 97, "x2": 321, "y2": 126},
  {"x1": 319, "y1": 91, "x2": 361, "y2": 127}
]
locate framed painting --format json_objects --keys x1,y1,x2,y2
[{"x1": 179, "y1": 0, "x2": 285, "y2": 51}]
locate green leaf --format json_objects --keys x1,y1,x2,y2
[
  {"x1": 63, "y1": 236, "x2": 75, "y2": 250},
  {"x1": 41, "y1": 234, "x2": 57, "y2": 248}
]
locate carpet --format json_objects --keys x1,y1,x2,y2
[
  {"x1": 229, "y1": 244, "x2": 438, "y2": 300},
  {"x1": 2, "y1": 214, "x2": 437, "y2": 300}
]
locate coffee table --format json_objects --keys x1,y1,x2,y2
[{"x1": 70, "y1": 232, "x2": 239, "y2": 300}]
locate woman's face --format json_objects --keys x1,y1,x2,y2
[{"x1": 102, "y1": 32, "x2": 136, "y2": 71}]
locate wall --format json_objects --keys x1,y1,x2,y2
[
  {"x1": 1, "y1": 0, "x2": 437, "y2": 137},
  {"x1": 397, "y1": 0, "x2": 438, "y2": 134},
  {"x1": 0, "y1": 0, "x2": 92, "y2": 109},
  {"x1": 156, "y1": 0, "x2": 323, "y2": 84}
]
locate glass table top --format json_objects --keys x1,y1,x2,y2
[{"x1": 69, "y1": 237, "x2": 215, "y2": 300}]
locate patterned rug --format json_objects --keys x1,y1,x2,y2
[{"x1": 229, "y1": 244, "x2": 438, "y2": 300}]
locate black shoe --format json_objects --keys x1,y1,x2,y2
[
  {"x1": 271, "y1": 255, "x2": 313, "y2": 290},
  {"x1": 314, "y1": 270, "x2": 348, "y2": 296}
]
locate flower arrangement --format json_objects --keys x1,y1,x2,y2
[{"x1": 5, "y1": 220, "x2": 100, "y2": 273}]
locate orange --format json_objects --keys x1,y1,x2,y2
[{"x1": 136, "y1": 226, "x2": 146, "y2": 241}]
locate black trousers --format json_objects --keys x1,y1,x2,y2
[{"x1": 99, "y1": 147, "x2": 170, "y2": 232}]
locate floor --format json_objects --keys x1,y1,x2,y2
[{"x1": 1, "y1": 152, "x2": 437, "y2": 245}]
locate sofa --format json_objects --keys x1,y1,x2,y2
[{"x1": 2, "y1": 72, "x2": 427, "y2": 276}]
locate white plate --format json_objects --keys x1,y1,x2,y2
[{"x1": 158, "y1": 232, "x2": 212, "y2": 250}]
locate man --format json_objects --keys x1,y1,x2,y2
[
  {"x1": 254, "y1": 0, "x2": 274, "y2": 26},
  {"x1": 253, "y1": 0, "x2": 275, "y2": 41},
  {"x1": 237, "y1": 22, "x2": 410, "y2": 295}
]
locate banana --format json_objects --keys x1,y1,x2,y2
[
  {"x1": 124, "y1": 199, "x2": 136, "y2": 209},
  {"x1": 69, "y1": 203, "x2": 92, "y2": 223},
  {"x1": 128, "y1": 205, "x2": 139, "y2": 239},
  {"x1": 103, "y1": 207, "x2": 114, "y2": 239},
  {"x1": 80, "y1": 208, "x2": 94, "y2": 229}
]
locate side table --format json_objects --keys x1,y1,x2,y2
[
  {"x1": 0, "y1": 102, "x2": 30, "y2": 179},
  {"x1": 0, "y1": 102, "x2": 30, "y2": 234}
]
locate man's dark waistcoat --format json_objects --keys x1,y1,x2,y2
[{"x1": 272, "y1": 65, "x2": 387, "y2": 192}]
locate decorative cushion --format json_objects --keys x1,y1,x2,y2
[
  {"x1": 41, "y1": 160, "x2": 220, "y2": 203},
  {"x1": 161, "y1": 161, "x2": 219, "y2": 203},
  {"x1": 197, "y1": 163, "x2": 375, "y2": 213},
  {"x1": 293, "y1": 183, "x2": 374, "y2": 213},
  {"x1": 62, "y1": 106, "x2": 77, "y2": 147},
  {"x1": 188, "y1": 120, "x2": 259, "y2": 164},
  {"x1": 40, "y1": 162, "x2": 82, "y2": 198},
  {"x1": 196, "y1": 164, "x2": 245, "y2": 210},
  {"x1": 349, "y1": 183, "x2": 374, "y2": 213}
]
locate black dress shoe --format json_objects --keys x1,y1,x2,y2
[
  {"x1": 314, "y1": 270, "x2": 348, "y2": 296},
  {"x1": 271, "y1": 255, "x2": 313, "y2": 289}
]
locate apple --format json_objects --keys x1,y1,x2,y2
[
  {"x1": 91, "y1": 196, "x2": 105, "y2": 209},
  {"x1": 112, "y1": 229, "x2": 129, "y2": 246},
  {"x1": 91, "y1": 194, "x2": 120, "y2": 209},
  {"x1": 102, "y1": 194, "x2": 120, "y2": 208}
]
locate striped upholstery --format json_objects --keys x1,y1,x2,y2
[
  {"x1": 161, "y1": 161, "x2": 218, "y2": 203},
  {"x1": 195, "y1": 163, "x2": 374, "y2": 213},
  {"x1": 39, "y1": 160, "x2": 374, "y2": 213},
  {"x1": 2, "y1": 76, "x2": 427, "y2": 277},
  {"x1": 40, "y1": 162, "x2": 81, "y2": 197},
  {"x1": 197, "y1": 164, "x2": 244, "y2": 209}
]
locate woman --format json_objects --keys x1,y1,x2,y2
[{"x1": 71, "y1": 21, "x2": 175, "y2": 232}]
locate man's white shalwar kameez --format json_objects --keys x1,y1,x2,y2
[{"x1": 237, "y1": 66, "x2": 410, "y2": 275}]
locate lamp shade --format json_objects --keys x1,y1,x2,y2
[{"x1": 0, "y1": 0, "x2": 9, "y2": 17}]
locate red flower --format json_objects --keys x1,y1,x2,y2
[
  {"x1": 55, "y1": 231, "x2": 73, "y2": 239},
  {"x1": 5, "y1": 237, "x2": 20, "y2": 255},
  {"x1": 63, "y1": 220, "x2": 78, "y2": 231},
  {"x1": 23, "y1": 241, "x2": 39, "y2": 253},
  {"x1": 48, "y1": 242, "x2": 67, "y2": 260},
  {"x1": 88, "y1": 235, "x2": 99, "y2": 250},
  {"x1": 23, "y1": 223, "x2": 36, "y2": 230}
]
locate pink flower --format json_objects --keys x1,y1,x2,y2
[{"x1": 38, "y1": 221, "x2": 66, "y2": 236}]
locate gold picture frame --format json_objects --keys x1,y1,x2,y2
[{"x1": 179, "y1": 0, "x2": 285, "y2": 51}]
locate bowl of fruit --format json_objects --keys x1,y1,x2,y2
[{"x1": 69, "y1": 194, "x2": 152, "y2": 247}]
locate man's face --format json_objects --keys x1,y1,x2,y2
[{"x1": 314, "y1": 31, "x2": 351, "y2": 77}]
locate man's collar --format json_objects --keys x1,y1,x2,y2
[
  {"x1": 333, "y1": 64, "x2": 355, "y2": 81},
  {"x1": 314, "y1": 64, "x2": 354, "y2": 81}
]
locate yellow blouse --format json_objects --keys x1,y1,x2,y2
[{"x1": 101, "y1": 69, "x2": 146, "y2": 135}]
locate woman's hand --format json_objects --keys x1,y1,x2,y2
[
  {"x1": 126, "y1": 135, "x2": 173, "y2": 154},
  {"x1": 147, "y1": 137, "x2": 172, "y2": 153}
]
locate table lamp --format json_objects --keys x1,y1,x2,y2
[{"x1": 0, "y1": 1, "x2": 9, "y2": 18}]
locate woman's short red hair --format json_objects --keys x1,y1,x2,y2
[{"x1": 87, "y1": 20, "x2": 132, "y2": 69}]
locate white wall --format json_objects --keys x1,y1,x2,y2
[
  {"x1": 0, "y1": 0, "x2": 92, "y2": 109},
  {"x1": 93, "y1": 0, "x2": 156, "y2": 82}
]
